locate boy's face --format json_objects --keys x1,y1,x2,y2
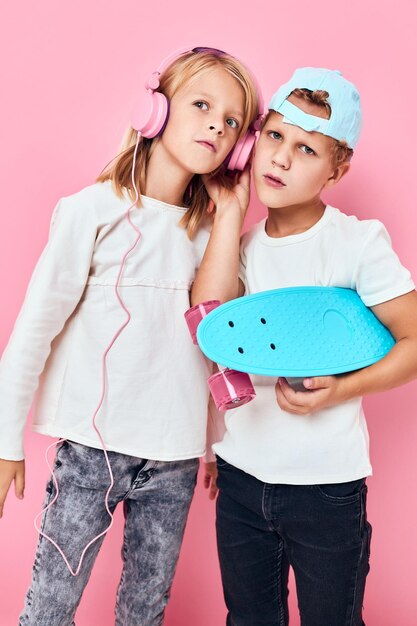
[{"x1": 253, "y1": 95, "x2": 343, "y2": 210}]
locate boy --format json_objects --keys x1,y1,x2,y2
[{"x1": 193, "y1": 68, "x2": 417, "y2": 625}]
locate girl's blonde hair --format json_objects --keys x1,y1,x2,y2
[{"x1": 97, "y1": 49, "x2": 260, "y2": 238}]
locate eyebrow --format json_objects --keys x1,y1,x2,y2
[{"x1": 190, "y1": 92, "x2": 244, "y2": 119}]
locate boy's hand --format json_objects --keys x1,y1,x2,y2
[
  {"x1": 275, "y1": 376, "x2": 344, "y2": 415},
  {"x1": 203, "y1": 166, "x2": 251, "y2": 223},
  {"x1": 0, "y1": 459, "x2": 25, "y2": 518},
  {"x1": 203, "y1": 462, "x2": 218, "y2": 500}
]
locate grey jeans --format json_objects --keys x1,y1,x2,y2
[{"x1": 19, "y1": 440, "x2": 199, "y2": 626}]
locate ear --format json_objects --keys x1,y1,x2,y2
[{"x1": 324, "y1": 162, "x2": 350, "y2": 189}]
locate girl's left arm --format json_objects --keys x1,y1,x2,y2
[
  {"x1": 191, "y1": 168, "x2": 250, "y2": 306},
  {"x1": 275, "y1": 290, "x2": 417, "y2": 414},
  {"x1": 192, "y1": 171, "x2": 250, "y2": 496}
]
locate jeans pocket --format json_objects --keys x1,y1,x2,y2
[
  {"x1": 215, "y1": 455, "x2": 231, "y2": 469},
  {"x1": 314, "y1": 478, "x2": 366, "y2": 504},
  {"x1": 52, "y1": 439, "x2": 69, "y2": 470}
]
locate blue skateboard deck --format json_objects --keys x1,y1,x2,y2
[{"x1": 196, "y1": 287, "x2": 395, "y2": 377}]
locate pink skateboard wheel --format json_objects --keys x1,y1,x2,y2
[
  {"x1": 208, "y1": 369, "x2": 256, "y2": 411},
  {"x1": 184, "y1": 300, "x2": 220, "y2": 344}
]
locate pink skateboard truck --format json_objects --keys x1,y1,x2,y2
[{"x1": 184, "y1": 301, "x2": 256, "y2": 411}]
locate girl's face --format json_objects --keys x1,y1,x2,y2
[{"x1": 157, "y1": 66, "x2": 246, "y2": 174}]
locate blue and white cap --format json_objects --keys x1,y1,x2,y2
[{"x1": 269, "y1": 68, "x2": 362, "y2": 149}]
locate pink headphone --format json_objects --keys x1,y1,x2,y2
[{"x1": 131, "y1": 46, "x2": 265, "y2": 171}]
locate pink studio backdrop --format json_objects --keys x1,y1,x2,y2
[{"x1": 1, "y1": 1, "x2": 416, "y2": 624}]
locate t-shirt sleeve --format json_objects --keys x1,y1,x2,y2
[{"x1": 354, "y1": 221, "x2": 415, "y2": 307}]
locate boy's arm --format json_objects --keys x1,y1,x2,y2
[
  {"x1": 191, "y1": 168, "x2": 250, "y2": 305},
  {"x1": 192, "y1": 169, "x2": 251, "y2": 498},
  {"x1": 275, "y1": 290, "x2": 417, "y2": 414}
]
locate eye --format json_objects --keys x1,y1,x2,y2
[
  {"x1": 300, "y1": 144, "x2": 316, "y2": 155},
  {"x1": 226, "y1": 118, "x2": 239, "y2": 130},
  {"x1": 267, "y1": 131, "x2": 282, "y2": 141},
  {"x1": 194, "y1": 101, "x2": 209, "y2": 111}
]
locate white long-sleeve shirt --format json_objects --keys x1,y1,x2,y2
[{"x1": 0, "y1": 181, "x2": 212, "y2": 461}]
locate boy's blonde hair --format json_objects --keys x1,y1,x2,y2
[
  {"x1": 289, "y1": 88, "x2": 353, "y2": 166},
  {"x1": 97, "y1": 50, "x2": 260, "y2": 239}
]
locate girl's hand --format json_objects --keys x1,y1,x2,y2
[
  {"x1": 0, "y1": 459, "x2": 25, "y2": 518},
  {"x1": 203, "y1": 461, "x2": 218, "y2": 500},
  {"x1": 203, "y1": 166, "x2": 251, "y2": 223},
  {"x1": 275, "y1": 376, "x2": 347, "y2": 415}
]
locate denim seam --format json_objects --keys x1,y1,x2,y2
[
  {"x1": 261, "y1": 483, "x2": 271, "y2": 522},
  {"x1": 358, "y1": 485, "x2": 367, "y2": 540},
  {"x1": 276, "y1": 538, "x2": 287, "y2": 626},
  {"x1": 346, "y1": 487, "x2": 368, "y2": 626},
  {"x1": 37, "y1": 477, "x2": 56, "y2": 551},
  {"x1": 346, "y1": 540, "x2": 365, "y2": 626},
  {"x1": 115, "y1": 514, "x2": 129, "y2": 620},
  {"x1": 19, "y1": 479, "x2": 55, "y2": 624}
]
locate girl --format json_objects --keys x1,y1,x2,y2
[{"x1": 0, "y1": 46, "x2": 261, "y2": 624}]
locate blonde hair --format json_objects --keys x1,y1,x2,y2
[
  {"x1": 97, "y1": 50, "x2": 260, "y2": 238},
  {"x1": 289, "y1": 88, "x2": 353, "y2": 166}
]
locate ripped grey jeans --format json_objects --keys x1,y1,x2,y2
[{"x1": 19, "y1": 440, "x2": 199, "y2": 626}]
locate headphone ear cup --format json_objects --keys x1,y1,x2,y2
[
  {"x1": 226, "y1": 132, "x2": 256, "y2": 171},
  {"x1": 131, "y1": 91, "x2": 169, "y2": 138}
]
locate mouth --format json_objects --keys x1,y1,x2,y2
[
  {"x1": 263, "y1": 174, "x2": 286, "y2": 188},
  {"x1": 196, "y1": 140, "x2": 217, "y2": 153}
]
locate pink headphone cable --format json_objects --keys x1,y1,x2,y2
[{"x1": 34, "y1": 133, "x2": 143, "y2": 576}]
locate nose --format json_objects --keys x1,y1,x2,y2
[
  {"x1": 272, "y1": 145, "x2": 291, "y2": 170},
  {"x1": 209, "y1": 120, "x2": 224, "y2": 136}
]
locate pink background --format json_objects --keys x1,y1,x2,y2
[{"x1": 1, "y1": 1, "x2": 416, "y2": 624}]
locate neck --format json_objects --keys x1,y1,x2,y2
[
  {"x1": 265, "y1": 197, "x2": 326, "y2": 238},
  {"x1": 143, "y1": 139, "x2": 193, "y2": 207}
]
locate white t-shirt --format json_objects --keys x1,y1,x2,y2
[
  {"x1": 212, "y1": 206, "x2": 415, "y2": 484},
  {"x1": 0, "y1": 181, "x2": 212, "y2": 461}
]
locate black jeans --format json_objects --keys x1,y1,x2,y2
[{"x1": 216, "y1": 457, "x2": 371, "y2": 626}]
